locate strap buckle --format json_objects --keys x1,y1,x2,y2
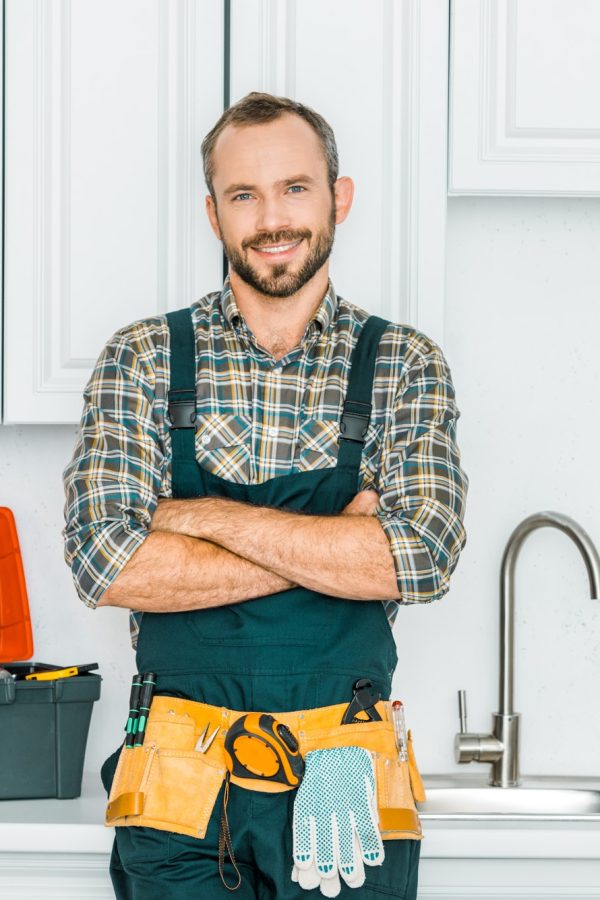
[
  {"x1": 339, "y1": 400, "x2": 371, "y2": 444},
  {"x1": 167, "y1": 390, "x2": 197, "y2": 429}
]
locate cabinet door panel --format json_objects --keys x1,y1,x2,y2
[
  {"x1": 450, "y1": 0, "x2": 600, "y2": 195},
  {"x1": 4, "y1": 0, "x2": 224, "y2": 423}
]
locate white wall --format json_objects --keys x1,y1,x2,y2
[
  {"x1": 1, "y1": 196, "x2": 599, "y2": 782},
  {"x1": 396, "y1": 197, "x2": 600, "y2": 777}
]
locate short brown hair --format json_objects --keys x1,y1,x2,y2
[{"x1": 201, "y1": 92, "x2": 339, "y2": 201}]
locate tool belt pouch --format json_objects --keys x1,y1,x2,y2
[
  {"x1": 105, "y1": 710, "x2": 226, "y2": 840},
  {"x1": 104, "y1": 700, "x2": 426, "y2": 842},
  {"x1": 299, "y1": 717, "x2": 425, "y2": 841}
]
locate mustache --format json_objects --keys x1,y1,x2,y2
[{"x1": 241, "y1": 229, "x2": 312, "y2": 251}]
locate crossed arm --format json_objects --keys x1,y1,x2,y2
[
  {"x1": 98, "y1": 489, "x2": 399, "y2": 611},
  {"x1": 65, "y1": 338, "x2": 467, "y2": 617}
]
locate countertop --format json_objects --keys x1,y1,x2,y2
[{"x1": 1, "y1": 773, "x2": 600, "y2": 859}]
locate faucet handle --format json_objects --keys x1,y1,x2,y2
[
  {"x1": 454, "y1": 688, "x2": 504, "y2": 764},
  {"x1": 458, "y1": 689, "x2": 468, "y2": 733}
]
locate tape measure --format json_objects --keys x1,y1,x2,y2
[{"x1": 224, "y1": 713, "x2": 304, "y2": 789}]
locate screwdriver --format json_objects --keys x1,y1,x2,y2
[
  {"x1": 125, "y1": 673, "x2": 144, "y2": 749},
  {"x1": 391, "y1": 700, "x2": 409, "y2": 762},
  {"x1": 24, "y1": 663, "x2": 99, "y2": 681},
  {"x1": 133, "y1": 672, "x2": 156, "y2": 747}
]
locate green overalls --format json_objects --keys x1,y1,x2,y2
[{"x1": 101, "y1": 309, "x2": 421, "y2": 899}]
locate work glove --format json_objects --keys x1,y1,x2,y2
[{"x1": 291, "y1": 746, "x2": 384, "y2": 897}]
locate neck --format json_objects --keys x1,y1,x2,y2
[{"x1": 228, "y1": 267, "x2": 329, "y2": 359}]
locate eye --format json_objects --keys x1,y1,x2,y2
[
  {"x1": 287, "y1": 185, "x2": 306, "y2": 194},
  {"x1": 233, "y1": 192, "x2": 252, "y2": 202}
]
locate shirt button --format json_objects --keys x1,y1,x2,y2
[
  {"x1": 268, "y1": 427, "x2": 278, "y2": 437},
  {"x1": 201, "y1": 434, "x2": 210, "y2": 445},
  {"x1": 273, "y1": 366, "x2": 282, "y2": 374}
]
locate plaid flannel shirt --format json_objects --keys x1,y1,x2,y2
[{"x1": 63, "y1": 279, "x2": 468, "y2": 649}]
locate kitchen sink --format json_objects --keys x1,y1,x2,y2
[{"x1": 417, "y1": 774, "x2": 600, "y2": 820}]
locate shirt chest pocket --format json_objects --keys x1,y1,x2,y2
[
  {"x1": 195, "y1": 413, "x2": 253, "y2": 483},
  {"x1": 296, "y1": 417, "x2": 382, "y2": 484},
  {"x1": 296, "y1": 418, "x2": 339, "y2": 472}
]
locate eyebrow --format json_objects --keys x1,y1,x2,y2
[{"x1": 223, "y1": 174, "x2": 318, "y2": 196}]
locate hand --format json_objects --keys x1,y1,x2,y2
[
  {"x1": 340, "y1": 490, "x2": 380, "y2": 517},
  {"x1": 149, "y1": 498, "x2": 179, "y2": 533}
]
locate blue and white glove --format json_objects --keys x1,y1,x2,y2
[{"x1": 291, "y1": 746, "x2": 384, "y2": 897}]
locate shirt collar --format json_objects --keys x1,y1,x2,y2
[
  {"x1": 219, "y1": 277, "x2": 338, "y2": 338},
  {"x1": 310, "y1": 282, "x2": 337, "y2": 335},
  {"x1": 220, "y1": 278, "x2": 244, "y2": 329}
]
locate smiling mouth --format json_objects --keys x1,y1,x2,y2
[{"x1": 251, "y1": 239, "x2": 303, "y2": 256}]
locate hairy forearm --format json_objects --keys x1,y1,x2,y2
[
  {"x1": 151, "y1": 498, "x2": 401, "y2": 601},
  {"x1": 97, "y1": 530, "x2": 294, "y2": 611}
]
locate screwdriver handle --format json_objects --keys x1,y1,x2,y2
[
  {"x1": 133, "y1": 673, "x2": 156, "y2": 747},
  {"x1": 125, "y1": 674, "x2": 143, "y2": 749}
]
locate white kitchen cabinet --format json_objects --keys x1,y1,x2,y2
[
  {"x1": 230, "y1": 0, "x2": 450, "y2": 346},
  {"x1": 2, "y1": 0, "x2": 451, "y2": 425},
  {"x1": 5, "y1": 0, "x2": 600, "y2": 410},
  {"x1": 3, "y1": 0, "x2": 224, "y2": 423},
  {"x1": 449, "y1": 0, "x2": 600, "y2": 196}
]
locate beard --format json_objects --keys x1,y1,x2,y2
[{"x1": 219, "y1": 204, "x2": 336, "y2": 298}]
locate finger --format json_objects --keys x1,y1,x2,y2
[
  {"x1": 296, "y1": 860, "x2": 321, "y2": 891},
  {"x1": 340, "y1": 827, "x2": 366, "y2": 889},
  {"x1": 314, "y1": 811, "x2": 336, "y2": 877},
  {"x1": 351, "y1": 491, "x2": 380, "y2": 516},
  {"x1": 351, "y1": 802, "x2": 384, "y2": 866},
  {"x1": 318, "y1": 819, "x2": 342, "y2": 899},
  {"x1": 319, "y1": 869, "x2": 342, "y2": 898},
  {"x1": 336, "y1": 810, "x2": 360, "y2": 884},
  {"x1": 339, "y1": 828, "x2": 365, "y2": 888},
  {"x1": 293, "y1": 811, "x2": 315, "y2": 869}
]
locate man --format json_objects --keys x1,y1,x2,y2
[{"x1": 64, "y1": 92, "x2": 467, "y2": 899}]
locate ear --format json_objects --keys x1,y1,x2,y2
[
  {"x1": 205, "y1": 195, "x2": 222, "y2": 240},
  {"x1": 333, "y1": 176, "x2": 354, "y2": 225}
]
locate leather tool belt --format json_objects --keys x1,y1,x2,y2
[{"x1": 104, "y1": 696, "x2": 426, "y2": 842}]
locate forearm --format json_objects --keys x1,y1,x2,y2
[
  {"x1": 97, "y1": 530, "x2": 294, "y2": 611},
  {"x1": 152, "y1": 499, "x2": 401, "y2": 601}
]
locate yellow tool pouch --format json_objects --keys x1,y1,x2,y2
[
  {"x1": 105, "y1": 697, "x2": 425, "y2": 841},
  {"x1": 105, "y1": 708, "x2": 227, "y2": 839},
  {"x1": 298, "y1": 713, "x2": 424, "y2": 840}
]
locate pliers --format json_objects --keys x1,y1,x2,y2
[{"x1": 341, "y1": 678, "x2": 382, "y2": 724}]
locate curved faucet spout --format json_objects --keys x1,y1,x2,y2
[
  {"x1": 455, "y1": 511, "x2": 600, "y2": 786},
  {"x1": 499, "y1": 511, "x2": 600, "y2": 718}
]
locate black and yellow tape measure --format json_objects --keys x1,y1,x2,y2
[{"x1": 224, "y1": 713, "x2": 304, "y2": 789}]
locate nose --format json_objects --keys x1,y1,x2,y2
[{"x1": 254, "y1": 192, "x2": 291, "y2": 235}]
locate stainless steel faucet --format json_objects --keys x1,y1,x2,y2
[{"x1": 455, "y1": 511, "x2": 600, "y2": 787}]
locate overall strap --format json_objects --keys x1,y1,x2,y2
[
  {"x1": 166, "y1": 307, "x2": 197, "y2": 475},
  {"x1": 337, "y1": 315, "x2": 390, "y2": 474}
]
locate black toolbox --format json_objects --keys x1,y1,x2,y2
[{"x1": 0, "y1": 663, "x2": 101, "y2": 799}]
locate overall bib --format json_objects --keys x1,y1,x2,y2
[{"x1": 101, "y1": 309, "x2": 421, "y2": 899}]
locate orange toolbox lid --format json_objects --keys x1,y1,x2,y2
[{"x1": 0, "y1": 507, "x2": 34, "y2": 663}]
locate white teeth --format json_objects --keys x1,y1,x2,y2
[{"x1": 255, "y1": 240, "x2": 301, "y2": 254}]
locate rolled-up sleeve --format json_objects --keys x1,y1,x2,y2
[
  {"x1": 63, "y1": 332, "x2": 163, "y2": 608},
  {"x1": 376, "y1": 348, "x2": 468, "y2": 607}
]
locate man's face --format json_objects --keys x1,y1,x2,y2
[{"x1": 206, "y1": 114, "x2": 344, "y2": 298}]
